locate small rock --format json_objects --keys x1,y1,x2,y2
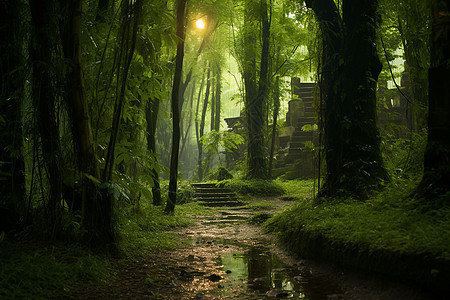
[
  {"x1": 187, "y1": 254, "x2": 195, "y2": 261},
  {"x1": 226, "y1": 270, "x2": 232, "y2": 274},
  {"x1": 266, "y1": 289, "x2": 292, "y2": 298},
  {"x1": 206, "y1": 274, "x2": 222, "y2": 282}
]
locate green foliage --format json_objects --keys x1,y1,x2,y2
[
  {"x1": 0, "y1": 243, "x2": 112, "y2": 299},
  {"x1": 266, "y1": 179, "x2": 450, "y2": 261},
  {"x1": 381, "y1": 130, "x2": 427, "y2": 180},
  {"x1": 200, "y1": 130, "x2": 245, "y2": 156},
  {"x1": 207, "y1": 166, "x2": 233, "y2": 181},
  {"x1": 219, "y1": 178, "x2": 285, "y2": 196}
]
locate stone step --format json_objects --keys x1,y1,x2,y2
[
  {"x1": 298, "y1": 95, "x2": 315, "y2": 100},
  {"x1": 193, "y1": 188, "x2": 234, "y2": 194},
  {"x1": 200, "y1": 201, "x2": 244, "y2": 207},
  {"x1": 196, "y1": 196, "x2": 239, "y2": 202},
  {"x1": 191, "y1": 183, "x2": 240, "y2": 208},
  {"x1": 194, "y1": 192, "x2": 236, "y2": 198},
  {"x1": 191, "y1": 183, "x2": 217, "y2": 188}
]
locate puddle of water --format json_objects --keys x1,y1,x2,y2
[{"x1": 214, "y1": 245, "x2": 342, "y2": 299}]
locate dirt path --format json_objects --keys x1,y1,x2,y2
[{"x1": 72, "y1": 197, "x2": 436, "y2": 300}]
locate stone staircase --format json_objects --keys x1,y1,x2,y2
[{"x1": 191, "y1": 183, "x2": 243, "y2": 207}]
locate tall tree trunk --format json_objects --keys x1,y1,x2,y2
[
  {"x1": 29, "y1": 0, "x2": 63, "y2": 233},
  {"x1": 0, "y1": 0, "x2": 26, "y2": 232},
  {"x1": 146, "y1": 97, "x2": 162, "y2": 206},
  {"x1": 305, "y1": 0, "x2": 343, "y2": 199},
  {"x1": 247, "y1": 0, "x2": 270, "y2": 179},
  {"x1": 416, "y1": 0, "x2": 450, "y2": 205},
  {"x1": 214, "y1": 66, "x2": 222, "y2": 132},
  {"x1": 308, "y1": 0, "x2": 388, "y2": 200},
  {"x1": 195, "y1": 69, "x2": 206, "y2": 180},
  {"x1": 269, "y1": 76, "x2": 280, "y2": 178},
  {"x1": 243, "y1": 0, "x2": 259, "y2": 178},
  {"x1": 165, "y1": 0, "x2": 187, "y2": 213},
  {"x1": 210, "y1": 74, "x2": 216, "y2": 132},
  {"x1": 198, "y1": 65, "x2": 211, "y2": 181},
  {"x1": 180, "y1": 80, "x2": 195, "y2": 157},
  {"x1": 337, "y1": 0, "x2": 388, "y2": 198},
  {"x1": 60, "y1": 0, "x2": 114, "y2": 247}
]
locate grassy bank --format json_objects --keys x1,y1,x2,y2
[{"x1": 266, "y1": 179, "x2": 450, "y2": 292}]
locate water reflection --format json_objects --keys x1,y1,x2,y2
[{"x1": 216, "y1": 245, "x2": 341, "y2": 299}]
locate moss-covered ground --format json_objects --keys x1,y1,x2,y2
[{"x1": 264, "y1": 178, "x2": 450, "y2": 292}]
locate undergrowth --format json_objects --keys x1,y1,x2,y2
[
  {"x1": 0, "y1": 241, "x2": 112, "y2": 299},
  {"x1": 266, "y1": 178, "x2": 450, "y2": 261},
  {"x1": 0, "y1": 194, "x2": 214, "y2": 298}
]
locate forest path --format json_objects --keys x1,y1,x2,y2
[{"x1": 72, "y1": 196, "x2": 433, "y2": 300}]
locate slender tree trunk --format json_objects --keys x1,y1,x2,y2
[
  {"x1": 198, "y1": 65, "x2": 211, "y2": 181},
  {"x1": 29, "y1": 0, "x2": 63, "y2": 233},
  {"x1": 180, "y1": 80, "x2": 195, "y2": 157},
  {"x1": 269, "y1": 76, "x2": 280, "y2": 178},
  {"x1": 416, "y1": 0, "x2": 450, "y2": 205},
  {"x1": 210, "y1": 74, "x2": 216, "y2": 132},
  {"x1": 214, "y1": 66, "x2": 222, "y2": 132},
  {"x1": 103, "y1": 0, "x2": 142, "y2": 181},
  {"x1": 165, "y1": 0, "x2": 187, "y2": 213},
  {"x1": 0, "y1": 0, "x2": 26, "y2": 232},
  {"x1": 146, "y1": 97, "x2": 162, "y2": 206},
  {"x1": 195, "y1": 69, "x2": 206, "y2": 180}
]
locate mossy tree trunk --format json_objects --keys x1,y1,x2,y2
[
  {"x1": 307, "y1": 0, "x2": 388, "y2": 200},
  {"x1": 245, "y1": 0, "x2": 270, "y2": 179},
  {"x1": 305, "y1": 0, "x2": 343, "y2": 197},
  {"x1": 416, "y1": 0, "x2": 450, "y2": 205},
  {"x1": 338, "y1": 0, "x2": 389, "y2": 198}
]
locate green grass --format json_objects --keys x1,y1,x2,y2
[
  {"x1": 219, "y1": 178, "x2": 285, "y2": 197},
  {"x1": 116, "y1": 201, "x2": 216, "y2": 256},
  {"x1": 266, "y1": 178, "x2": 450, "y2": 261},
  {"x1": 276, "y1": 179, "x2": 316, "y2": 200},
  {"x1": 0, "y1": 242, "x2": 112, "y2": 299},
  {"x1": 245, "y1": 199, "x2": 273, "y2": 210}
]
